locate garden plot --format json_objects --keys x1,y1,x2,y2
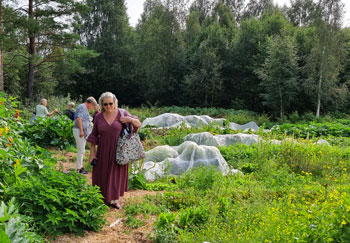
[
  {"x1": 4, "y1": 93, "x2": 350, "y2": 243},
  {"x1": 141, "y1": 112, "x2": 260, "y2": 131},
  {"x1": 184, "y1": 132, "x2": 261, "y2": 146},
  {"x1": 142, "y1": 141, "x2": 240, "y2": 181}
]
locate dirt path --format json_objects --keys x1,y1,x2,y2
[
  {"x1": 52, "y1": 190, "x2": 158, "y2": 243},
  {"x1": 51, "y1": 151, "x2": 158, "y2": 243}
]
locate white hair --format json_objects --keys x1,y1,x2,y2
[
  {"x1": 98, "y1": 92, "x2": 118, "y2": 112},
  {"x1": 40, "y1": 99, "x2": 47, "y2": 105}
]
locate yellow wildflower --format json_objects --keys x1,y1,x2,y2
[
  {"x1": 5, "y1": 126, "x2": 8, "y2": 133},
  {"x1": 14, "y1": 159, "x2": 19, "y2": 167},
  {"x1": 0, "y1": 128, "x2": 3, "y2": 136}
]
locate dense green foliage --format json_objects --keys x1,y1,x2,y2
[
  {"x1": 272, "y1": 122, "x2": 350, "y2": 138},
  {"x1": 22, "y1": 116, "x2": 75, "y2": 149},
  {"x1": 3, "y1": 0, "x2": 350, "y2": 118},
  {"x1": 7, "y1": 169, "x2": 108, "y2": 237},
  {"x1": 0, "y1": 92, "x2": 108, "y2": 239}
]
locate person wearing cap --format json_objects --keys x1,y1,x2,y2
[
  {"x1": 64, "y1": 102, "x2": 76, "y2": 121},
  {"x1": 73, "y1": 97, "x2": 98, "y2": 174}
]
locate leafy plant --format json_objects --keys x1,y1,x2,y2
[
  {"x1": 128, "y1": 172, "x2": 147, "y2": 190},
  {"x1": 271, "y1": 121, "x2": 350, "y2": 138},
  {"x1": 7, "y1": 169, "x2": 108, "y2": 238},
  {"x1": 0, "y1": 93, "x2": 56, "y2": 200},
  {"x1": 22, "y1": 115, "x2": 74, "y2": 149},
  {"x1": 153, "y1": 211, "x2": 177, "y2": 243},
  {"x1": 0, "y1": 198, "x2": 42, "y2": 243}
]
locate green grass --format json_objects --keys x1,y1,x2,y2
[
  {"x1": 55, "y1": 155, "x2": 68, "y2": 162},
  {"x1": 131, "y1": 142, "x2": 350, "y2": 242},
  {"x1": 65, "y1": 145, "x2": 78, "y2": 153}
]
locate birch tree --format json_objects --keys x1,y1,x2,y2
[{"x1": 303, "y1": 0, "x2": 344, "y2": 117}]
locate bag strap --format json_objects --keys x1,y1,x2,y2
[
  {"x1": 119, "y1": 109, "x2": 133, "y2": 138},
  {"x1": 119, "y1": 109, "x2": 125, "y2": 117}
]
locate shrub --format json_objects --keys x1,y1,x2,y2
[
  {"x1": 22, "y1": 115, "x2": 74, "y2": 149},
  {"x1": 7, "y1": 169, "x2": 108, "y2": 238}
]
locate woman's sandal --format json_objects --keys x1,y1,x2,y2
[{"x1": 110, "y1": 202, "x2": 121, "y2": 209}]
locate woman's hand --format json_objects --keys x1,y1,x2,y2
[
  {"x1": 89, "y1": 143, "x2": 97, "y2": 163},
  {"x1": 89, "y1": 153, "x2": 97, "y2": 163},
  {"x1": 120, "y1": 116, "x2": 133, "y2": 123}
]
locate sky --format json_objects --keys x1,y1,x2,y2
[{"x1": 125, "y1": 0, "x2": 350, "y2": 27}]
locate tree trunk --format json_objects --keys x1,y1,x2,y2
[
  {"x1": 316, "y1": 46, "x2": 325, "y2": 118},
  {"x1": 28, "y1": 0, "x2": 35, "y2": 99},
  {"x1": 0, "y1": 0, "x2": 4, "y2": 92}
]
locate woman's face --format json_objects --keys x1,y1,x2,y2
[{"x1": 103, "y1": 97, "x2": 115, "y2": 113}]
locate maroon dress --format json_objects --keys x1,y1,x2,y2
[{"x1": 87, "y1": 109, "x2": 138, "y2": 203}]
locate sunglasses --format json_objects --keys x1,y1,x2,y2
[{"x1": 103, "y1": 102, "x2": 114, "y2": 106}]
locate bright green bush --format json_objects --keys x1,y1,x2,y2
[
  {"x1": 22, "y1": 115, "x2": 74, "y2": 149},
  {"x1": 7, "y1": 168, "x2": 108, "y2": 238}
]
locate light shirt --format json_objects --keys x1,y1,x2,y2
[
  {"x1": 73, "y1": 103, "x2": 92, "y2": 138},
  {"x1": 35, "y1": 104, "x2": 49, "y2": 118}
]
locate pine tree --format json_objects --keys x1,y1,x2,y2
[{"x1": 257, "y1": 35, "x2": 299, "y2": 118}]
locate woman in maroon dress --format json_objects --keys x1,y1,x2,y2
[{"x1": 87, "y1": 92, "x2": 141, "y2": 209}]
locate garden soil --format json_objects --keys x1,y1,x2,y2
[{"x1": 52, "y1": 151, "x2": 158, "y2": 243}]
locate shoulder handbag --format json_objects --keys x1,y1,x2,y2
[{"x1": 116, "y1": 109, "x2": 145, "y2": 165}]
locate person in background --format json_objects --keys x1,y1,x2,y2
[
  {"x1": 92, "y1": 104, "x2": 100, "y2": 124},
  {"x1": 87, "y1": 92, "x2": 141, "y2": 209},
  {"x1": 73, "y1": 97, "x2": 98, "y2": 174},
  {"x1": 64, "y1": 102, "x2": 76, "y2": 121},
  {"x1": 35, "y1": 98, "x2": 58, "y2": 118}
]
